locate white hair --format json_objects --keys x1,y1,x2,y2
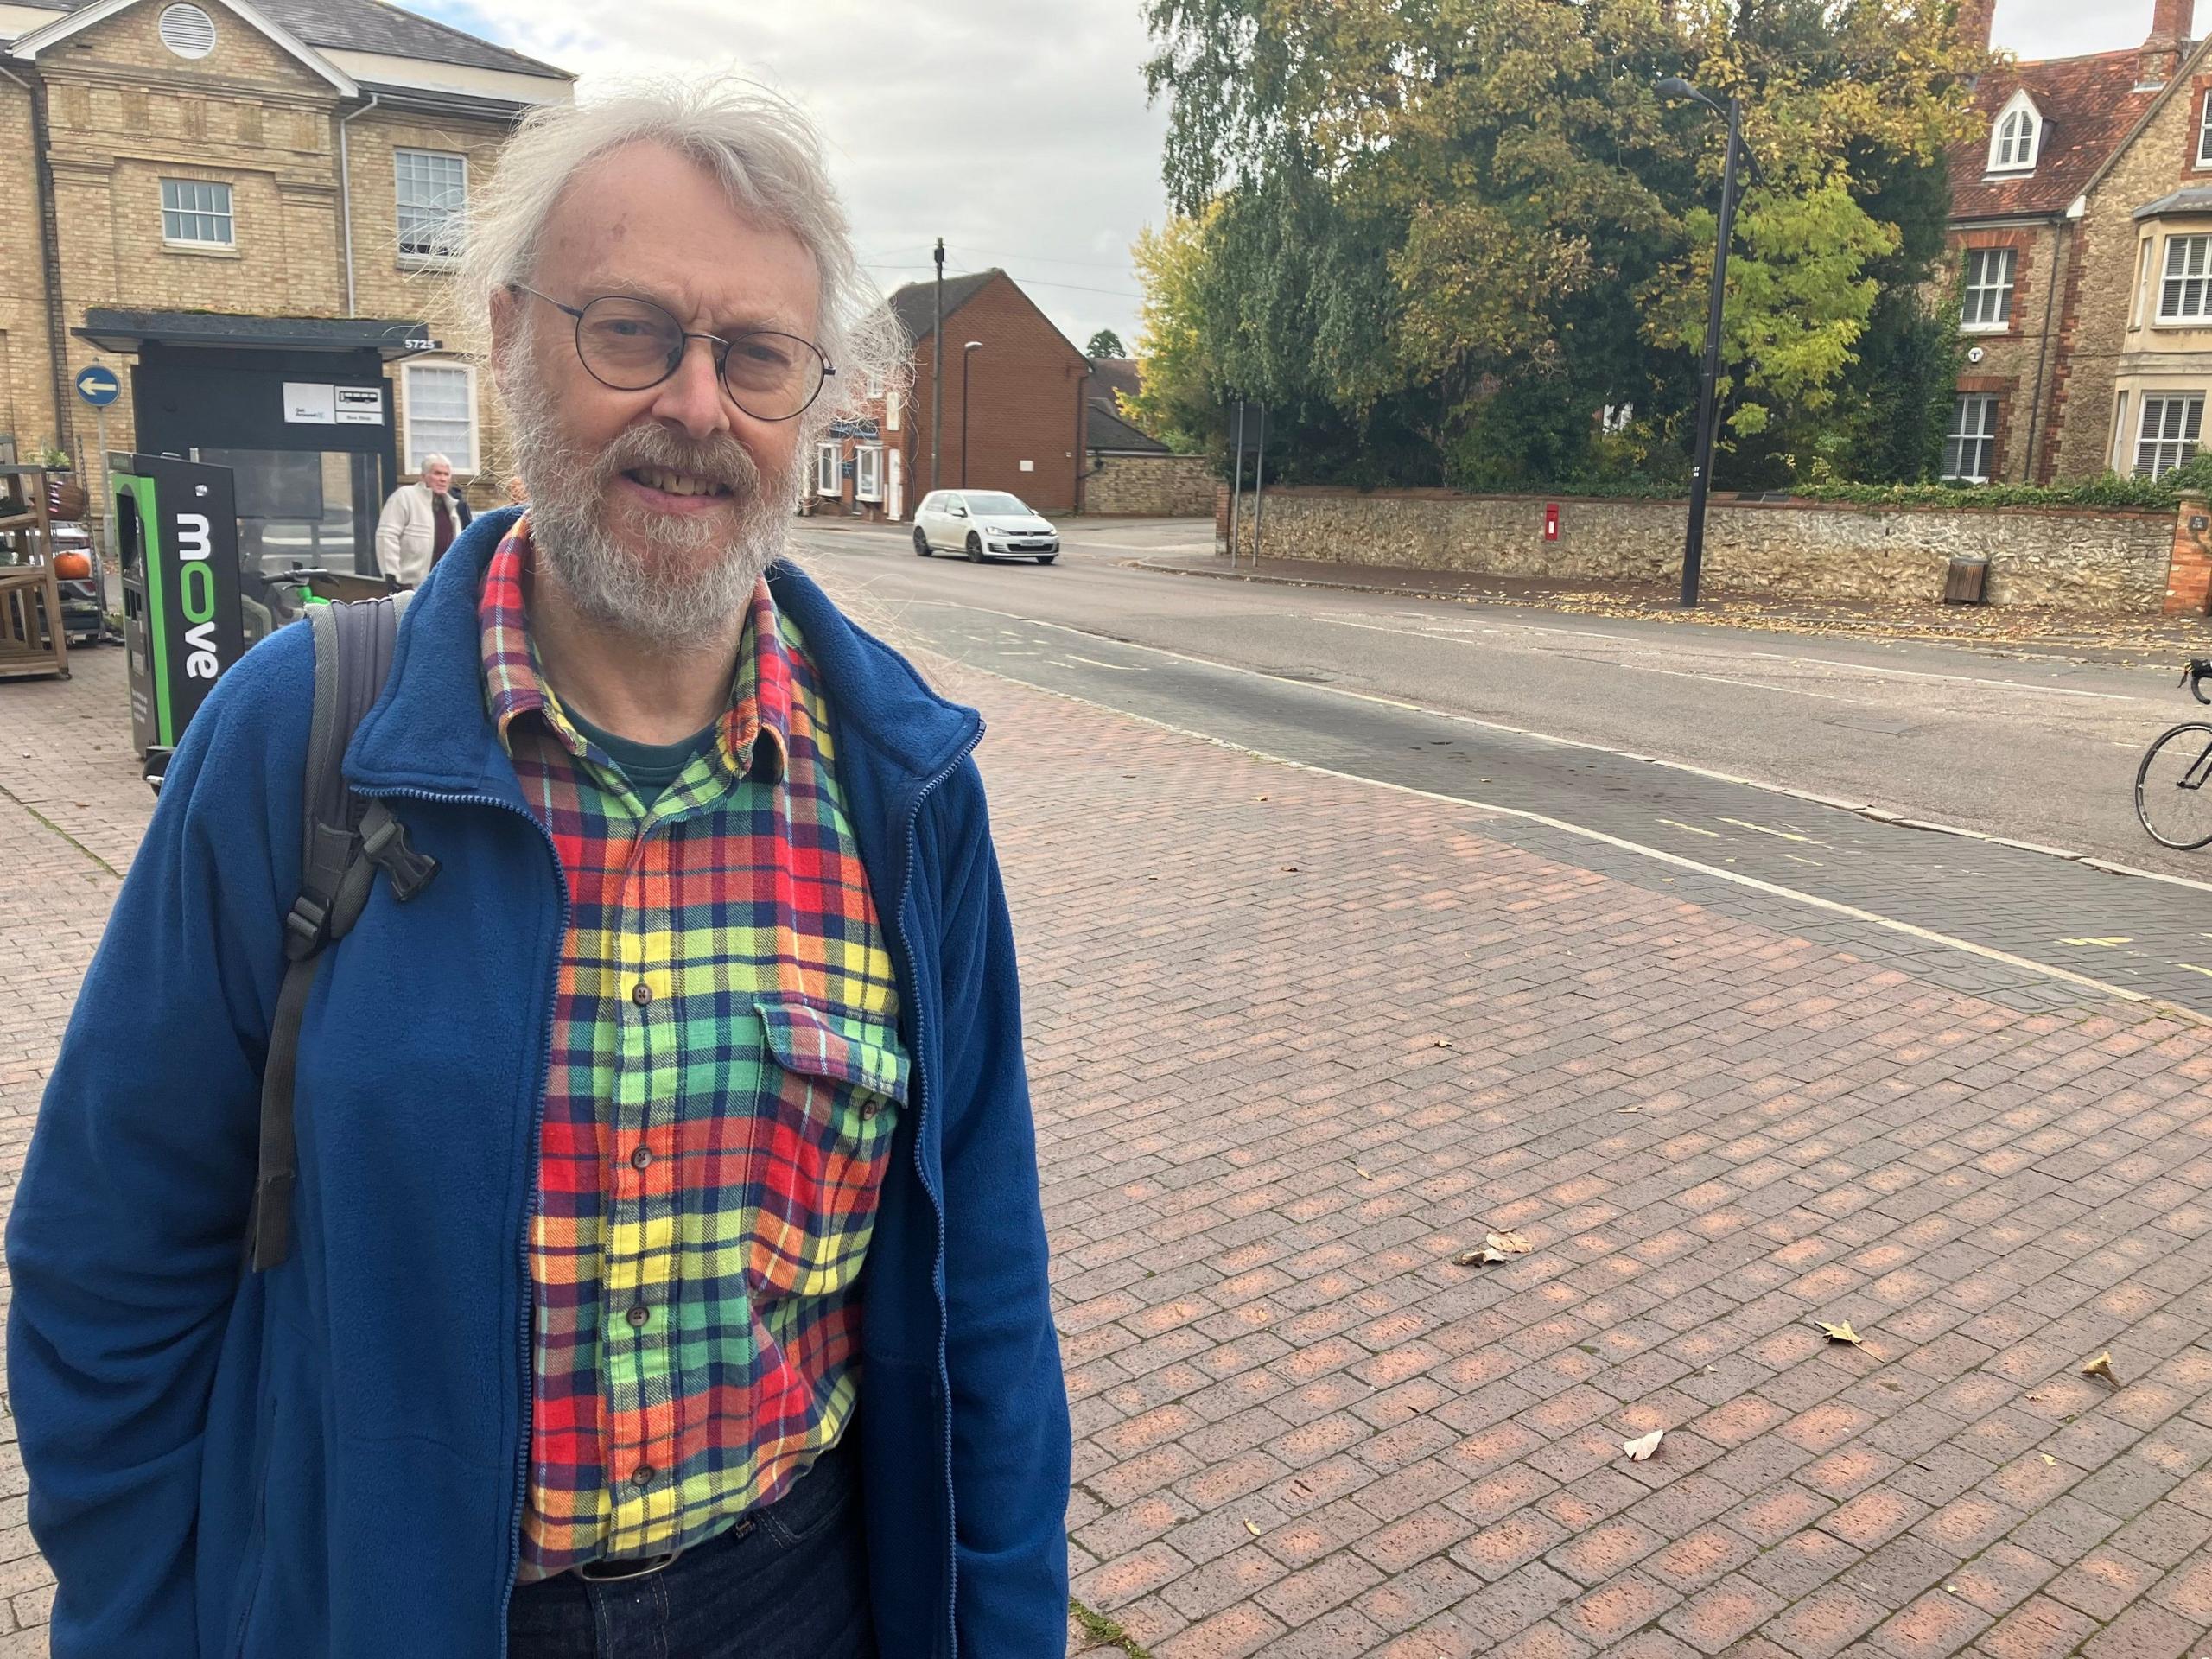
[
  {"x1": 419, "y1": 453, "x2": 451, "y2": 471},
  {"x1": 460, "y1": 77, "x2": 905, "y2": 442}
]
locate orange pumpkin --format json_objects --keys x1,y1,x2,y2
[{"x1": 53, "y1": 550, "x2": 92, "y2": 581}]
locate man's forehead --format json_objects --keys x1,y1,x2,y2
[{"x1": 537, "y1": 143, "x2": 820, "y2": 333}]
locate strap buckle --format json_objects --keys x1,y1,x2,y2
[
  {"x1": 359, "y1": 806, "x2": 440, "y2": 902},
  {"x1": 282, "y1": 895, "x2": 330, "y2": 962}
]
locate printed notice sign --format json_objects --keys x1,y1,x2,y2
[
  {"x1": 283, "y1": 383, "x2": 335, "y2": 425},
  {"x1": 334, "y1": 385, "x2": 384, "y2": 425}
]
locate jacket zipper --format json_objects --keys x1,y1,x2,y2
[
  {"x1": 359, "y1": 783, "x2": 568, "y2": 1659},
  {"x1": 890, "y1": 718, "x2": 985, "y2": 1659}
]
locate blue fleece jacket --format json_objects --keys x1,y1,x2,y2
[{"x1": 5, "y1": 508, "x2": 1071, "y2": 1658}]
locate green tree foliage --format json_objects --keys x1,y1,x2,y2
[
  {"x1": 1137, "y1": 0, "x2": 1979, "y2": 488},
  {"x1": 1085, "y1": 328, "x2": 1128, "y2": 358}
]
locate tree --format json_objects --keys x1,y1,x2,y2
[
  {"x1": 1125, "y1": 213, "x2": 1223, "y2": 454},
  {"x1": 1085, "y1": 328, "x2": 1128, "y2": 358},
  {"x1": 1140, "y1": 0, "x2": 1980, "y2": 488}
]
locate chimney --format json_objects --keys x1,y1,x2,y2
[
  {"x1": 2142, "y1": 0, "x2": 2190, "y2": 86},
  {"x1": 1955, "y1": 0, "x2": 1996, "y2": 57}
]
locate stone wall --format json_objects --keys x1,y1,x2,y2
[
  {"x1": 1231, "y1": 486, "x2": 2180, "y2": 612},
  {"x1": 1084, "y1": 453, "x2": 1216, "y2": 517}
]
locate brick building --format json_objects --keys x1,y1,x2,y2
[
  {"x1": 1943, "y1": 0, "x2": 2212, "y2": 484},
  {"x1": 0, "y1": 0, "x2": 570, "y2": 568},
  {"x1": 869, "y1": 268, "x2": 1092, "y2": 518}
]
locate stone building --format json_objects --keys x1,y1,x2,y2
[
  {"x1": 1945, "y1": 0, "x2": 2212, "y2": 484},
  {"x1": 0, "y1": 0, "x2": 570, "y2": 569}
]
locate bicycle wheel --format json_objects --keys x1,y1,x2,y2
[{"x1": 2136, "y1": 721, "x2": 2212, "y2": 849}]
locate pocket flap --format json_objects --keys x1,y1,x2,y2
[{"x1": 756, "y1": 1000, "x2": 911, "y2": 1105}]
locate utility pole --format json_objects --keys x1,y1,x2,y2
[
  {"x1": 1656, "y1": 77, "x2": 1749, "y2": 610},
  {"x1": 931, "y1": 238, "x2": 944, "y2": 492}
]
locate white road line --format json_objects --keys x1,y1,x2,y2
[
  {"x1": 872, "y1": 595, "x2": 2212, "y2": 900},
  {"x1": 1656, "y1": 819, "x2": 1723, "y2": 838},
  {"x1": 1310, "y1": 612, "x2": 2142, "y2": 702},
  {"x1": 1309, "y1": 617, "x2": 1895, "y2": 709},
  {"x1": 1717, "y1": 817, "x2": 1824, "y2": 845},
  {"x1": 960, "y1": 664, "x2": 2183, "y2": 1020}
]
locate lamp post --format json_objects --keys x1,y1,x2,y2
[
  {"x1": 960, "y1": 340, "x2": 982, "y2": 489},
  {"x1": 930, "y1": 238, "x2": 944, "y2": 490},
  {"x1": 1656, "y1": 75, "x2": 1746, "y2": 609}
]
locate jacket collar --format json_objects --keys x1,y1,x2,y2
[{"x1": 346, "y1": 506, "x2": 981, "y2": 800}]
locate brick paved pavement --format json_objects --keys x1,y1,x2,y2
[{"x1": 10, "y1": 645, "x2": 2212, "y2": 1657}]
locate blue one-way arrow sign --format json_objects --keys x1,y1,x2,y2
[{"x1": 74, "y1": 365, "x2": 120, "y2": 407}]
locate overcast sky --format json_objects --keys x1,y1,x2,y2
[{"x1": 419, "y1": 0, "x2": 2197, "y2": 358}]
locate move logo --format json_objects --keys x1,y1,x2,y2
[{"x1": 175, "y1": 512, "x2": 219, "y2": 679}]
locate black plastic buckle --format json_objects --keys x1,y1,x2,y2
[
  {"x1": 361, "y1": 813, "x2": 440, "y2": 903},
  {"x1": 283, "y1": 895, "x2": 330, "y2": 962}
]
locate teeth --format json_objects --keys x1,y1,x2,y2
[{"x1": 636, "y1": 466, "x2": 724, "y2": 498}]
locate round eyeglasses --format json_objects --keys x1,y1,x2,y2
[{"x1": 513, "y1": 286, "x2": 834, "y2": 423}]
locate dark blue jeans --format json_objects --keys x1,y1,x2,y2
[{"x1": 506, "y1": 1439, "x2": 874, "y2": 1659}]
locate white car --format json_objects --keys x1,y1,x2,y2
[{"x1": 912, "y1": 491, "x2": 1060, "y2": 563}]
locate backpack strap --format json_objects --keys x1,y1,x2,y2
[{"x1": 247, "y1": 594, "x2": 438, "y2": 1273}]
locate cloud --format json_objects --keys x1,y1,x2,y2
[
  {"x1": 421, "y1": 0, "x2": 1170, "y2": 352},
  {"x1": 2001, "y1": 0, "x2": 2205, "y2": 56}
]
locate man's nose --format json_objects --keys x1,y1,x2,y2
[{"x1": 648, "y1": 336, "x2": 734, "y2": 442}]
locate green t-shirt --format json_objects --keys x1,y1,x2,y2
[{"x1": 566, "y1": 708, "x2": 718, "y2": 809}]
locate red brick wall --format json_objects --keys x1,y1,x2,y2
[
  {"x1": 2165, "y1": 498, "x2": 2212, "y2": 616},
  {"x1": 901, "y1": 274, "x2": 1090, "y2": 514}
]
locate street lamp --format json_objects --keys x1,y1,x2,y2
[
  {"x1": 960, "y1": 340, "x2": 982, "y2": 489},
  {"x1": 1656, "y1": 75, "x2": 1746, "y2": 609}
]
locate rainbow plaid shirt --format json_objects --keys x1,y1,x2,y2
[{"x1": 479, "y1": 522, "x2": 909, "y2": 1581}]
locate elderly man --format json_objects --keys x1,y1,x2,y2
[
  {"x1": 374, "y1": 452, "x2": 474, "y2": 586},
  {"x1": 8, "y1": 81, "x2": 1068, "y2": 1659}
]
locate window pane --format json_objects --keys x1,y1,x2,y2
[
  {"x1": 396, "y1": 150, "x2": 466, "y2": 258},
  {"x1": 404, "y1": 365, "x2": 473, "y2": 470}
]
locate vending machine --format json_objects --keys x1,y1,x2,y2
[{"x1": 112, "y1": 454, "x2": 245, "y2": 787}]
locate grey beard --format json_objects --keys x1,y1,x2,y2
[{"x1": 506, "y1": 366, "x2": 799, "y2": 651}]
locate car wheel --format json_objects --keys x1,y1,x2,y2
[
  {"x1": 1035, "y1": 556, "x2": 1057, "y2": 565},
  {"x1": 965, "y1": 533, "x2": 984, "y2": 563},
  {"x1": 913, "y1": 526, "x2": 931, "y2": 556}
]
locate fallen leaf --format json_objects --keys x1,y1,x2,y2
[
  {"x1": 2041, "y1": 1454, "x2": 2057, "y2": 1465},
  {"x1": 1819, "y1": 1322, "x2": 1864, "y2": 1346},
  {"x1": 1354, "y1": 1165, "x2": 1374, "y2": 1179},
  {"x1": 1281, "y1": 865, "x2": 1300, "y2": 873},
  {"x1": 1484, "y1": 1230, "x2": 1533, "y2": 1256},
  {"x1": 1622, "y1": 1430, "x2": 1663, "y2": 1462},
  {"x1": 1452, "y1": 1247, "x2": 1512, "y2": 1267},
  {"x1": 1434, "y1": 1038, "x2": 1455, "y2": 1049},
  {"x1": 1255, "y1": 795, "x2": 1268, "y2": 801},
  {"x1": 1243, "y1": 1519, "x2": 1261, "y2": 1537},
  {"x1": 2083, "y1": 1352, "x2": 2118, "y2": 1383}
]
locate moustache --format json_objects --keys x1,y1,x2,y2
[{"x1": 593, "y1": 425, "x2": 764, "y2": 499}]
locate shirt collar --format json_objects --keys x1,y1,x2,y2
[{"x1": 478, "y1": 515, "x2": 791, "y2": 786}]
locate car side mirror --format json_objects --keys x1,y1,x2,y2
[{"x1": 951, "y1": 506, "x2": 967, "y2": 518}]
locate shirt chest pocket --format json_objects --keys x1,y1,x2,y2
[{"x1": 747, "y1": 999, "x2": 910, "y2": 1300}]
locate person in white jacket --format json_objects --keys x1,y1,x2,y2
[{"x1": 374, "y1": 456, "x2": 474, "y2": 587}]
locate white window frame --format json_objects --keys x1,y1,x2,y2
[
  {"x1": 399, "y1": 359, "x2": 478, "y2": 474},
  {"x1": 2134, "y1": 239, "x2": 2157, "y2": 328},
  {"x1": 2137, "y1": 394, "x2": 2204, "y2": 478},
  {"x1": 1961, "y1": 247, "x2": 2016, "y2": 332},
  {"x1": 854, "y1": 444, "x2": 884, "y2": 503},
  {"x1": 395, "y1": 148, "x2": 467, "y2": 267},
  {"x1": 2113, "y1": 392, "x2": 2133, "y2": 472},
  {"x1": 1986, "y1": 92, "x2": 2041, "y2": 175},
  {"x1": 160, "y1": 177, "x2": 233, "y2": 248},
  {"x1": 2159, "y1": 234, "x2": 2212, "y2": 324},
  {"x1": 2198, "y1": 92, "x2": 2212, "y2": 168},
  {"x1": 816, "y1": 441, "x2": 842, "y2": 497},
  {"x1": 885, "y1": 389, "x2": 901, "y2": 432},
  {"x1": 1942, "y1": 394, "x2": 1999, "y2": 485},
  {"x1": 864, "y1": 369, "x2": 885, "y2": 398}
]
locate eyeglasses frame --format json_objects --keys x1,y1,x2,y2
[{"x1": 511, "y1": 284, "x2": 836, "y2": 423}]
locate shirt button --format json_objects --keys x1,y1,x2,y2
[
  {"x1": 631, "y1": 1465, "x2": 655, "y2": 1488},
  {"x1": 630, "y1": 1145, "x2": 653, "y2": 1171},
  {"x1": 631, "y1": 982, "x2": 652, "y2": 1007},
  {"x1": 626, "y1": 1303, "x2": 650, "y2": 1328}
]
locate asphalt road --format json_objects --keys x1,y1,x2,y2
[
  {"x1": 793, "y1": 515, "x2": 2212, "y2": 1021},
  {"x1": 794, "y1": 517, "x2": 2208, "y2": 880}
]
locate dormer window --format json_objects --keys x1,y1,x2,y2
[{"x1": 1987, "y1": 91, "x2": 2042, "y2": 175}]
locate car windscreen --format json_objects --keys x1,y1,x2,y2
[{"x1": 961, "y1": 493, "x2": 1032, "y2": 516}]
